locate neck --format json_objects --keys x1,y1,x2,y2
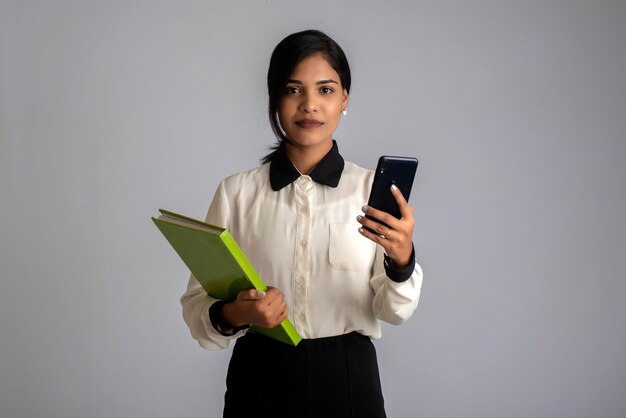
[{"x1": 284, "y1": 140, "x2": 333, "y2": 175}]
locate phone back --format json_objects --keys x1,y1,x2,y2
[{"x1": 367, "y1": 156, "x2": 418, "y2": 220}]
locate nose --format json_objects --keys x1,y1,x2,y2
[{"x1": 298, "y1": 92, "x2": 318, "y2": 113}]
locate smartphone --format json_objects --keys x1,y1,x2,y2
[{"x1": 365, "y1": 156, "x2": 418, "y2": 232}]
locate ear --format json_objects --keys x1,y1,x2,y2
[{"x1": 342, "y1": 89, "x2": 349, "y2": 111}]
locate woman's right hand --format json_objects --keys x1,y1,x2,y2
[{"x1": 221, "y1": 287, "x2": 288, "y2": 328}]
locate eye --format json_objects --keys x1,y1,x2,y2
[
  {"x1": 285, "y1": 86, "x2": 301, "y2": 95},
  {"x1": 320, "y1": 86, "x2": 334, "y2": 94}
]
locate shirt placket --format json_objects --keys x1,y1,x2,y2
[{"x1": 293, "y1": 175, "x2": 314, "y2": 337}]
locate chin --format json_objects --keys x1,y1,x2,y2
[
  {"x1": 285, "y1": 130, "x2": 332, "y2": 146},
  {"x1": 287, "y1": 137, "x2": 331, "y2": 149}
]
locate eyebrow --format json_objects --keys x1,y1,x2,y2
[{"x1": 286, "y1": 79, "x2": 339, "y2": 85}]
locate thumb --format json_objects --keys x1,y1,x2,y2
[{"x1": 238, "y1": 289, "x2": 266, "y2": 300}]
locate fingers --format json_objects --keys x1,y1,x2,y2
[
  {"x1": 268, "y1": 305, "x2": 289, "y2": 328},
  {"x1": 237, "y1": 288, "x2": 267, "y2": 301},
  {"x1": 360, "y1": 205, "x2": 399, "y2": 231},
  {"x1": 390, "y1": 184, "x2": 414, "y2": 218},
  {"x1": 356, "y1": 214, "x2": 392, "y2": 237},
  {"x1": 357, "y1": 223, "x2": 391, "y2": 248},
  {"x1": 362, "y1": 190, "x2": 414, "y2": 229},
  {"x1": 358, "y1": 222, "x2": 413, "y2": 267},
  {"x1": 358, "y1": 185, "x2": 416, "y2": 267},
  {"x1": 260, "y1": 288, "x2": 288, "y2": 327},
  {"x1": 235, "y1": 287, "x2": 288, "y2": 328},
  {"x1": 257, "y1": 293, "x2": 288, "y2": 328},
  {"x1": 357, "y1": 205, "x2": 413, "y2": 244}
]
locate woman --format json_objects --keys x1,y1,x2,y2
[{"x1": 181, "y1": 29, "x2": 423, "y2": 418}]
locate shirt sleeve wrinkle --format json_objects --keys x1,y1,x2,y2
[
  {"x1": 370, "y1": 246, "x2": 423, "y2": 326},
  {"x1": 206, "y1": 180, "x2": 231, "y2": 227},
  {"x1": 180, "y1": 180, "x2": 241, "y2": 350}
]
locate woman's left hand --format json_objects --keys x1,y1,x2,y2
[{"x1": 357, "y1": 185, "x2": 415, "y2": 269}]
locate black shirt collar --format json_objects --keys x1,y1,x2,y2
[{"x1": 269, "y1": 140, "x2": 345, "y2": 191}]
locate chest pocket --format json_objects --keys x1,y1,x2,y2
[{"x1": 328, "y1": 223, "x2": 376, "y2": 271}]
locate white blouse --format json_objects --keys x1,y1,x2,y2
[{"x1": 180, "y1": 161, "x2": 423, "y2": 350}]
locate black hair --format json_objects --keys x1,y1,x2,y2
[{"x1": 261, "y1": 29, "x2": 351, "y2": 164}]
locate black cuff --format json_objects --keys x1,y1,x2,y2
[
  {"x1": 209, "y1": 301, "x2": 249, "y2": 336},
  {"x1": 383, "y1": 243, "x2": 416, "y2": 283}
]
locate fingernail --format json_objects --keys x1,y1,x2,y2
[
  {"x1": 257, "y1": 290, "x2": 266, "y2": 298},
  {"x1": 391, "y1": 184, "x2": 398, "y2": 191},
  {"x1": 356, "y1": 215, "x2": 363, "y2": 222},
  {"x1": 358, "y1": 227, "x2": 365, "y2": 234},
  {"x1": 361, "y1": 205, "x2": 368, "y2": 212}
]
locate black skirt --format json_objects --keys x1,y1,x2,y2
[{"x1": 223, "y1": 331, "x2": 387, "y2": 418}]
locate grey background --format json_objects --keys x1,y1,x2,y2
[{"x1": 1, "y1": 1, "x2": 625, "y2": 417}]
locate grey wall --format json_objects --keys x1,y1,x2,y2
[{"x1": 1, "y1": 1, "x2": 625, "y2": 417}]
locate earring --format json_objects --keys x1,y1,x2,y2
[{"x1": 342, "y1": 109, "x2": 347, "y2": 116}]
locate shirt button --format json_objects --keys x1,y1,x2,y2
[
  {"x1": 300, "y1": 206, "x2": 308, "y2": 214},
  {"x1": 299, "y1": 240, "x2": 307, "y2": 247},
  {"x1": 297, "y1": 276, "x2": 305, "y2": 286},
  {"x1": 298, "y1": 313, "x2": 306, "y2": 321}
]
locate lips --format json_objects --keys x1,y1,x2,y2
[{"x1": 295, "y1": 119, "x2": 323, "y2": 129}]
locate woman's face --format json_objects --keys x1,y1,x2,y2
[{"x1": 278, "y1": 53, "x2": 349, "y2": 151}]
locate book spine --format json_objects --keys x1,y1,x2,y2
[{"x1": 219, "y1": 231, "x2": 268, "y2": 292}]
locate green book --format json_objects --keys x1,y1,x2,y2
[{"x1": 152, "y1": 209, "x2": 302, "y2": 346}]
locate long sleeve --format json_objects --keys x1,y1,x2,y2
[
  {"x1": 179, "y1": 180, "x2": 246, "y2": 350},
  {"x1": 370, "y1": 244, "x2": 423, "y2": 325}
]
